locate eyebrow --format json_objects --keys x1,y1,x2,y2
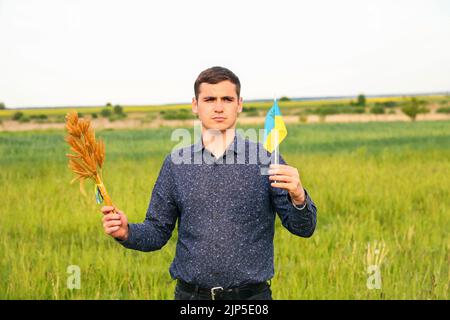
[{"x1": 203, "y1": 96, "x2": 235, "y2": 101}]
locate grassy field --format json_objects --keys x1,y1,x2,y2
[{"x1": 1, "y1": 120, "x2": 449, "y2": 299}]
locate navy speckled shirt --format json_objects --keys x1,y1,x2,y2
[{"x1": 117, "y1": 131, "x2": 317, "y2": 289}]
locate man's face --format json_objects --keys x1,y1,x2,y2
[{"x1": 192, "y1": 80, "x2": 243, "y2": 131}]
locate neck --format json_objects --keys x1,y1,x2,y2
[{"x1": 201, "y1": 128, "x2": 236, "y2": 159}]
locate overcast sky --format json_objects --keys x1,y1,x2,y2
[{"x1": 1, "y1": 0, "x2": 449, "y2": 108}]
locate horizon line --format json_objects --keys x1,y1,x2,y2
[{"x1": 2, "y1": 90, "x2": 449, "y2": 110}]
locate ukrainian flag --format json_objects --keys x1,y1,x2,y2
[{"x1": 263, "y1": 99, "x2": 287, "y2": 153}]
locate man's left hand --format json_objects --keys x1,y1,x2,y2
[{"x1": 268, "y1": 164, "x2": 306, "y2": 205}]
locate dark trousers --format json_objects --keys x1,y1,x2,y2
[{"x1": 174, "y1": 281, "x2": 273, "y2": 300}]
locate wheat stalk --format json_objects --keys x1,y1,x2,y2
[{"x1": 64, "y1": 111, "x2": 115, "y2": 210}]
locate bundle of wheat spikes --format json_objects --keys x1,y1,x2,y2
[{"x1": 65, "y1": 111, "x2": 115, "y2": 212}]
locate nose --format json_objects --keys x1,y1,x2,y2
[{"x1": 213, "y1": 100, "x2": 224, "y2": 113}]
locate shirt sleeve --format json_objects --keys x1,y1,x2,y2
[
  {"x1": 269, "y1": 154, "x2": 317, "y2": 238},
  {"x1": 116, "y1": 154, "x2": 179, "y2": 251}
]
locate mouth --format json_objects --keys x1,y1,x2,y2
[{"x1": 212, "y1": 117, "x2": 226, "y2": 122}]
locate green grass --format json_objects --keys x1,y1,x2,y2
[{"x1": 1, "y1": 120, "x2": 449, "y2": 299}]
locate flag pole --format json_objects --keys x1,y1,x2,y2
[
  {"x1": 273, "y1": 97, "x2": 279, "y2": 166},
  {"x1": 274, "y1": 129, "x2": 279, "y2": 165},
  {"x1": 273, "y1": 97, "x2": 279, "y2": 185}
]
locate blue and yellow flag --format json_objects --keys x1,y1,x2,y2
[{"x1": 263, "y1": 99, "x2": 287, "y2": 153}]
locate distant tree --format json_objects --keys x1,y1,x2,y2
[
  {"x1": 436, "y1": 106, "x2": 450, "y2": 114},
  {"x1": 30, "y1": 114, "x2": 48, "y2": 120},
  {"x1": 106, "y1": 102, "x2": 112, "y2": 107},
  {"x1": 113, "y1": 105, "x2": 124, "y2": 115},
  {"x1": 242, "y1": 107, "x2": 259, "y2": 117},
  {"x1": 401, "y1": 97, "x2": 428, "y2": 121},
  {"x1": 375, "y1": 101, "x2": 397, "y2": 108},
  {"x1": 279, "y1": 96, "x2": 290, "y2": 102},
  {"x1": 12, "y1": 111, "x2": 23, "y2": 120},
  {"x1": 402, "y1": 105, "x2": 419, "y2": 121},
  {"x1": 370, "y1": 106, "x2": 385, "y2": 114},
  {"x1": 100, "y1": 108, "x2": 112, "y2": 117},
  {"x1": 0, "y1": 102, "x2": 5, "y2": 109},
  {"x1": 357, "y1": 94, "x2": 366, "y2": 107},
  {"x1": 19, "y1": 115, "x2": 30, "y2": 123},
  {"x1": 383, "y1": 101, "x2": 397, "y2": 108}
]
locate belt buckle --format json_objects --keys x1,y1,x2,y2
[{"x1": 210, "y1": 286, "x2": 223, "y2": 300}]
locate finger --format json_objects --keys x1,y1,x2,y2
[
  {"x1": 103, "y1": 213, "x2": 121, "y2": 222},
  {"x1": 104, "y1": 213, "x2": 121, "y2": 220},
  {"x1": 270, "y1": 182, "x2": 296, "y2": 191},
  {"x1": 268, "y1": 175, "x2": 293, "y2": 182},
  {"x1": 113, "y1": 210, "x2": 125, "y2": 221},
  {"x1": 101, "y1": 206, "x2": 115, "y2": 214},
  {"x1": 105, "y1": 226, "x2": 120, "y2": 234},
  {"x1": 118, "y1": 212, "x2": 127, "y2": 223},
  {"x1": 104, "y1": 220, "x2": 122, "y2": 228}
]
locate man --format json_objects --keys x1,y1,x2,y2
[{"x1": 101, "y1": 66, "x2": 317, "y2": 300}]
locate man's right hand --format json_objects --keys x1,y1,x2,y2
[{"x1": 101, "y1": 206, "x2": 129, "y2": 241}]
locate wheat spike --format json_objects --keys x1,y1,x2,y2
[{"x1": 65, "y1": 111, "x2": 114, "y2": 209}]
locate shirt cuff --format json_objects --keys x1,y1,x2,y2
[
  {"x1": 292, "y1": 199, "x2": 307, "y2": 210},
  {"x1": 114, "y1": 223, "x2": 134, "y2": 246},
  {"x1": 288, "y1": 191, "x2": 308, "y2": 211}
]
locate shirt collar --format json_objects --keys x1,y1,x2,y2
[{"x1": 193, "y1": 130, "x2": 245, "y2": 155}]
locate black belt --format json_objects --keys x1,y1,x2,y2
[{"x1": 177, "y1": 280, "x2": 270, "y2": 300}]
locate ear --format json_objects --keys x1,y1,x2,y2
[
  {"x1": 192, "y1": 97, "x2": 198, "y2": 114},
  {"x1": 237, "y1": 96, "x2": 243, "y2": 113}
]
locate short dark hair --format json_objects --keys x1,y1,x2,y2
[{"x1": 194, "y1": 66, "x2": 241, "y2": 100}]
